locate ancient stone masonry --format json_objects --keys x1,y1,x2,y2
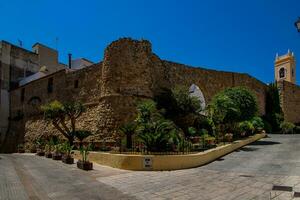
[
  {"x1": 3, "y1": 38, "x2": 299, "y2": 152},
  {"x1": 278, "y1": 80, "x2": 300, "y2": 123}
]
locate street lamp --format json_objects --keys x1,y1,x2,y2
[{"x1": 295, "y1": 17, "x2": 300, "y2": 32}]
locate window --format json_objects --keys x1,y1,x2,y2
[
  {"x1": 21, "y1": 88, "x2": 25, "y2": 102},
  {"x1": 279, "y1": 68, "x2": 285, "y2": 78},
  {"x1": 292, "y1": 69, "x2": 294, "y2": 77},
  {"x1": 74, "y1": 80, "x2": 79, "y2": 88},
  {"x1": 47, "y1": 78, "x2": 53, "y2": 93}
]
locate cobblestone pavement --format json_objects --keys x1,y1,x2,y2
[{"x1": 1, "y1": 134, "x2": 300, "y2": 200}]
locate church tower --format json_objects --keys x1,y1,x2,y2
[{"x1": 275, "y1": 50, "x2": 296, "y2": 84}]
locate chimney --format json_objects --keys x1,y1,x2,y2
[{"x1": 68, "y1": 53, "x2": 72, "y2": 69}]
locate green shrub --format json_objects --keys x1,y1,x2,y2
[
  {"x1": 221, "y1": 87, "x2": 258, "y2": 121},
  {"x1": 135, "y1": 100, "x2": 181, "y2": 152},
  {"x1": 209, "y1": 93, "x2": 240, "y2": 124},
  {"x1": 263, "y1": 119, "x2": 272, "y2": 133},
  {"x1": 188, "y1": 127, "x2": 197, "y2": 136},
  {"x1": 209, "y1": 87, "x2": 258, "y2": 125},
  {"x1": 251, "y1": 117, "x2": 264, "y2": 133},
  {"x1": 194, "y1": 115, "x2": 215, "y2": 136},
  {"x1": 294, "y1": 126, "x2": 300, "y2": 134},
  {"x1": 154, "y1": 86, "x2": 202, "y2": 135},
  {"x1": 238, "y1": 121, "x2": 254, "y2": 136},
  {"x1": 280, "y1": 122, "x2": 295, "y2": 134},
  {"x1": 155, "y1": 86, "x2": 202, "y2": 118}
]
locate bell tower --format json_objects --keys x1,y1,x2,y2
[{"x1": 275, "y1": 50, "x2": 296, "y2": 84}]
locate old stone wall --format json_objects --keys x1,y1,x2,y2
[
  {"x1": 163, "y1": 62, "x2": 267, "y2": 115},
  {"x1": 4, "y1": 38, "x2": 271, "y2": 152},
  {"x1": 278, "y1": 80, "x2": 300, "y2": 123}
]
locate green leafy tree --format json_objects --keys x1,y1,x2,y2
[
  {"x1": 221, "y1": 87, "x2": 258, "y2": 121},
  {"x1": 154, "y1": 86, "x2": 202, "y2": 135},
  {"x1": 208, "y1": 87, "x2": 258, "y2": 140},
  {"x1": 208, "y1": 93, "x2": 239, "y2": 141},
  {"x1": 41, "y1": 100, "x2": 85, "y2": 145},
  {"x1": 264, "y1": 83, "x2": 284, "y2": 132},
  {"x1": 280, "y1": 122, "x2": 295, "y2": 134}
]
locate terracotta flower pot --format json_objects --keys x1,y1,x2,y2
[{"x1": 77, "y1": 160, "x2": 93, "y2": 170}]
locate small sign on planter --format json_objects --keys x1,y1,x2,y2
[{"x1": 143, "y1": 157, "x2": 153, "y2": 170}]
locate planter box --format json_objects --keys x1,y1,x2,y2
[
  {"x1": 52, "y1": 153, "x2": 62, "y2": 160},
  {"x1": 45, "y1": 152, "x2": 52, "y2": 158},
  {"x1": 62, "y1": 155, "x2": 74, "y2": 164},
  {"x1": 30, "y1": 149, "x2": 37, "y2": 153},
  {"x1": 36, "y1": 151, "x2": 45, "y2": 156},
  {"x1": 77, "y1": 160, "x2": 93, "y2": 170},
  {"x1": 73, "y1": 133, "x2": 266, "y2": 171}
]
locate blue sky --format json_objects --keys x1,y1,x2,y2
[{"x1": 1, "y1": 0, "x2": 300, "y2": 84}]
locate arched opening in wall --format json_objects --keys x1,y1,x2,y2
[
  {"x1": 279, "y1": 68, "x2": 286, "y2": 79},
  {"x1": 189, "y1": 84, "x2": 206, "y2": 114}
]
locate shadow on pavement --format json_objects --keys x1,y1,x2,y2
[
  {"x1": 250, "y1": 141, "x2": 281, "y2": 146},
  {"x1": 238, "y1": 147, "x2": 259, "y2": 152}
]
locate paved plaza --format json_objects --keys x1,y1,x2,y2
[{"x1": 1, "y1": 134, "x2": 300, "y2": 200}]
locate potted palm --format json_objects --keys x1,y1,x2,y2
[
  {"x1": 77, "y1": 145, "x2": 93, "y2": 170},
  {"x1": 45, "y1": 144, "x2": 52, "y2": 158},
  {"x1": 35, "y1": 138, "x2": 45, "y2": 156},
  {"x1": 61, "y1": 142, "x2": 74, "y2": 164},
  {"x1": 52, "y1": 144, "x2": 63, "y2": 160}
]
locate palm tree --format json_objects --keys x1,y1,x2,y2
[
  {"x1": 135, "y1": 100, "x2": 180, "y2": 152},
  {"x1": 74, "y1": 130, "x2": 92, "y2": 148},
  {"x1": 137, "y1": 118, "x2": 178, "y2": 152},
  {"x1": 119, "y1": 122, "x2": 136, "y2": 149}
]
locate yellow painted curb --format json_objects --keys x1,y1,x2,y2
[{"x1": 74, "y1": 133, "x2": 266, "y2": 171}]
